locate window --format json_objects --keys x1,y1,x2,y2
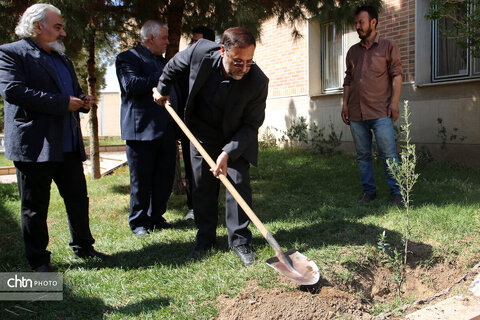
[
  {"x1": 432, "y1": 3, "x2": 480, "y2": 81},
  {"x1": 320, "y1": 23, "x2": 357, "y2": 93}
]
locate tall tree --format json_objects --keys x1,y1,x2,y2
[
  {"x1": 0, "y1": 1, "x2": 31, "y2": 135},
  {"x1": 0, "y1": 1, "x2": 35, "y2": 44},
  {"x1": 0, "y1": 97, "x2": 4, "y2": 134},
  {"x1": 0, "y1": 1, "x2": 126, "y2": 178},
  {"x1": 427, "y1": 0, "x2": 480, "y2": 58},
  {"x1": 45, "y1": 0, "x2": 128, "y2": 178}
]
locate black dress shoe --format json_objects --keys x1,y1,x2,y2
[
  {"x1": 33, "y1": 263, "x2": 56, "y2": 272},
  {"x1": 358, "y1": 192, "x2": 376, "y2": 204},
  {"x1": 73, "y1": 249, "x2": 110, "y2": 260},
  {"x1": 151, "y1": 220, "x2": 173, "y2": 230},
  {"x1": 232, "y1": 244, "x2": 255, "y2": 266}
]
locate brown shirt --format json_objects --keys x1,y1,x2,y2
[{"x1": 343, "y1": 33, "x2": 402, "y2": 121}]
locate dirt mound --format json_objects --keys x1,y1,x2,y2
[{"x1": 216, "y1": 281, "x2": 373, "y2": 320}]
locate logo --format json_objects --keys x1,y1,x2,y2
[{"x1": 0, "y1": 273, "x2": 63, "y2": 301}]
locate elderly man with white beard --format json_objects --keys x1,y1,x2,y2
[{"x1": 0, "y1": 3, "x2": 109, "y2": 272}]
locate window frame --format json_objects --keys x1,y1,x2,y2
[
  {"x1": 320, "y1": 22, "x2": 357, "y2": 94},
  {"x1": 431, "y1": 2, "x2": 480, "y2": 82}
]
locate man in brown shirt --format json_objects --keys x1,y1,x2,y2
[{"x1": 341, "y1": 5, "x2": 402, "y2": 205}]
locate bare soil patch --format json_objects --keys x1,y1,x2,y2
[
  {"x1": 216, "y1": 260, "x2": 474, "y2": 320},
  {"x1": 217, "y1": 281, "x2": 373, "y2": 320}
]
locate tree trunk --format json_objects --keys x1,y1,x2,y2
[
  {"x1": 172, "y1": 141, "x2": 184, "y2": 195},
  {"x1": 166, "y1": 0, "x2": 186, "y2": 194},
  {"x1": 87, "y1": 28, "x2": 101, "y2": 179},
  {"x1": 165, "y1": 0, "x2": 184, "y2": 59}
]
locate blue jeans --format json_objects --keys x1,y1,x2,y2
[{"x1": 350, "y1": 117, "x2": 400, "y2": 195}]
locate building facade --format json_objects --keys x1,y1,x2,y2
[{"x1": 254, "y1": 0, "x2": 479, "y2": 162}]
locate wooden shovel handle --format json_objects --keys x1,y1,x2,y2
[{"x1": 153, "y1": 88, "x2": 270, "y2": 239}]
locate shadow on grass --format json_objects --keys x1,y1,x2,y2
[
  {"x1": 0, "y1": 286, "x2": 170, "y2": 320},
  {"x1": 251, "y1": 151, "x2": 393, "y2": 220},
  {"x1": 413, "y1": 163, "x2": 480, "y2": 207},
  {"x1": 254, "y1": 149, "x2": 480, "y2": 215},
  {"x1": 0, "y1": 183, "x2": 29, "y2": 272},
  {"x1": 57, "y1": 234, "x2": 231, "y2": 270},
  {"x1": 2, "y1": 149, "x2": 473, "y2": 319},
  {"x1": 249, "y1": 219, "x2": 432, "y2": 269},
  {"x1": 0, "y1": 180, "x2": 173, "y2": 319},
  {"x1": 109, "y1": 184, "x2": 130, "y2": 195}
]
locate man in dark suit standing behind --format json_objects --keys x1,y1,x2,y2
[
  {"x1": 172, "y1": 26, "x2": 216, "y2": 222},
  {"x1": 153, "y1": 27, "x2": 269, "y2": 266},
  {"x1": 0, "y1": 3, "x2": 108, "y2": 272},
  {"x1": 116, "y1": 21, "x2": 176, "y2": 238}
]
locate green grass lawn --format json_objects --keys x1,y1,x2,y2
[
  {"x1": 83, "y1": 136, "x2": 125, "y2": 147},
  {"x1": 0, "y1": 153, "x2": 13, "y2": 167},
  {"x1": 0, "y1": 148, "x2": 479, "y2": 319}
]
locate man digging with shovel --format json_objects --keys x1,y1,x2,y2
[{"x1": 153, "y1": 27, "x2": 268, "y2": 266}]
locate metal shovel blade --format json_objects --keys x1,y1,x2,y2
[{"x1": 266, "y1": 249, "x2": 320, "y2": 285}]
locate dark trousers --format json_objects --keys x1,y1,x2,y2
[
  {"x1": 126, "y1": 129, "x2": 176, "y2": 232},
  {"x1": 180, "y1": 134, "x2": 193, "y2": 209},
  {"x1": 14, "y1": 152, "x2": 94, "y2": 269},
  {"x1": 190, "y1": 142, "x2": 252, "y2": 248}
]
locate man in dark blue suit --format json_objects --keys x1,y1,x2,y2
[
  {"x1": 154, "y1": 27, "x2": 269, "y2": 265},
  {"x1": 116, "y1": 21, "x2": 176, "y2": 238},
  {"x1": 0, "y1": 3, "x2": 108, "y2": 272}
]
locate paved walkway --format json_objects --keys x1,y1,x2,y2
[
  {"x1": 83, "y1": 151, "x2": 127, "y2": 177},
  {"x1": 0, "y1": 172, "x2": 16, "y2": 184},
  {"x1": 0, "y1": 151, "x2": 127, "y2": 184}
]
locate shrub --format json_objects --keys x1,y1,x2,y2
[{"x1": 277, "y1": 117, "x2": 343, "y2": 155}]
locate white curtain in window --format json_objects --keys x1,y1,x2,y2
[
  {"x1": 323, "y1": 23, "x2": 342, "y2": 89},
  {"x1": 322, "y1": 24, "x2": 357, "y2": 91}
]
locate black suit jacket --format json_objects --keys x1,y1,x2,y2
[
  {"x1": 0, "y1": 38, "x2": 87, "y2": 162},
  {"x1": 157, "y1": 39, "x2": 269, "y2": 166},
  {"x1": 116, "y1": 43, "x2": 172, "y2": 141}
]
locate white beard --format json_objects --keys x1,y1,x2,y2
[{"x1": 46, "y1": 41, "x2": 65, "y2": 53}]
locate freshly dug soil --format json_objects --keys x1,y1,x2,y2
[
  {"x1": 217, "y1": 282, "x2": 373, "y2": 320},
  {"x1": 216, "y1": 260, "x2": 473, "y2": 320}
]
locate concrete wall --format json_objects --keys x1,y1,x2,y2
[
  {"x1": 80, "y1": 91, "x2": 122, "y2": 137},
  {"x1": 259, "y1": 81, "x2": 480, "y2": 163},
  {"x1": 99, "y1": 92, "x2": 122, "y2": 136}
]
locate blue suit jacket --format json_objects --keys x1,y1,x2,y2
[
  {"x1": 157, "y1": 39, "x2": 269, "y2": 166},
  {"x1": 116, "y1": 44, "x2": 172, "y2": 141},
  {"x1": 0, "y1": 38, "x2": 87, "y2": 162}
]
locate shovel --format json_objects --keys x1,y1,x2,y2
[{"x1": 154, "y1": 89, "x2": 319, "y2": 285}]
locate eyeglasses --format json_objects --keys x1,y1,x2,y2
[{"x1": 232, "y1": 59, "x2": 255, "y2": 68}]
